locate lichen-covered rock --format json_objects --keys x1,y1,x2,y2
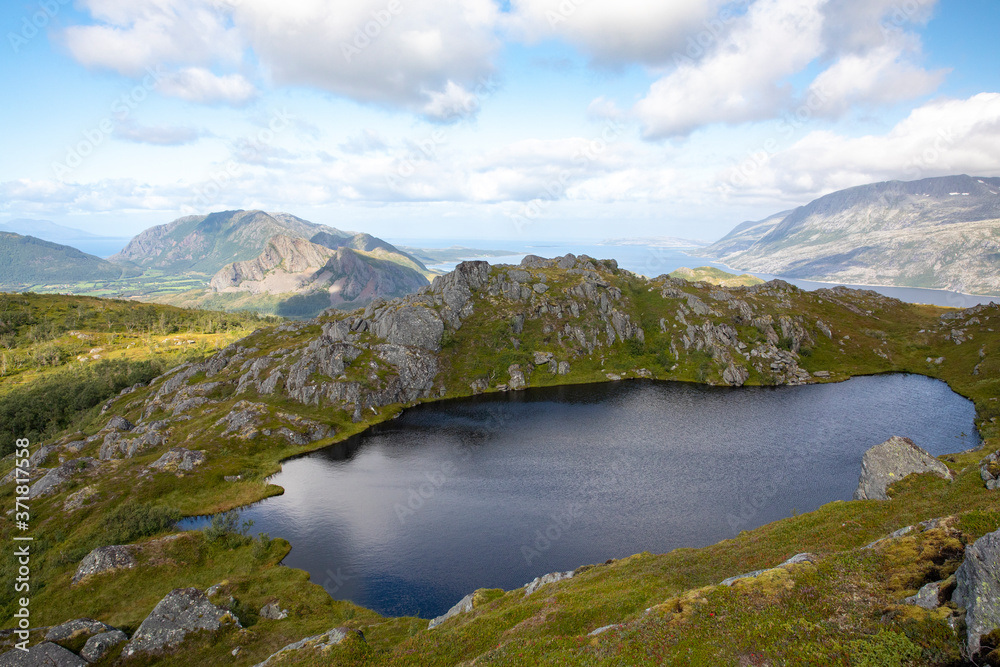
[
  {"x1": 954, "y1": 528, "x2": 1000, "y2": 656},
  {"x1": 252, "y1": 627, "x2": 364, "y2": 667},
  {"x1": 508, "y1": 364, "x2": 527, "y2": 390},
  {"x1": 524, "y1": 570, "x2": 575, "y2": 596},
  {"x1": 0, "y1": 642, "x2": 86, "y2": 666},
  {"x1": 148, "y1": 448, "x2": 207, "y2": 473},
  {"x1": 722, "y1": 363, "x2": 749, "y2": 387},
  {"x1": 106, "y1": 415, "x2": 134, "y2": 432},
  {"x1": 215, "y1": 401, "x2": 270, "y2": 439},
  {"x1": 371, "y1": 305, "x2": 444, "y2": 351},
  {"x1": 45, "y1": 618, "x2": 114, "y2": 643},
  {"x1": 721, "y1": 553, "x2": 819, "y2": 586},
  {"x1": 259, "y1": 603, "x2": 289, "y2": 620},
  {"x1": 904, "y1": 580, "x2": 947, "y2": 609},
  {"x1": 28, "y1": 458, "x2": 99, "y2": 499},
  {"x1": 853, "y1": 436, "x2": 953, "y2": 501},
  {"x1": 72, "y1": 545, "x2": 137, "y2": 585},
  {"x1": 981, "y1": 450, "x2": 1000, "y2": 490},
  {"x1": 122, "y1": 588, "x2": 240, "y2": 657},
  {"x1": 80, "y1": 630, "x2": 128, "y2": 663}
]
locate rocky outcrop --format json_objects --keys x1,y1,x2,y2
[
  {"x1": 252, "y1": 627, "x2": 364, "y2": 667},
  {"x1": 524, "y1": 570, "x2": 575, "y2": 596},
  {"x1": 428, "y1": 592, "x2": 475, "y2": 629},
  {"x1": 0, "y1": 642, "x2": 86, "y2": 666},
  {"x1": 853, "y1": 436, "x2": 953, "y2": 501},
  {"x1": 148, "y1": 447, "x2": 207, "y2": 473},
  {"x1": 122, "y1": 588, "x2": 239, "y2": 657},
  {"x1": 720, "y1": 553, "x2": 819, "y2": 586},
  {"x1": 28, "y1": 458, "x2": 99, "y2": 499},
  {"x1": 954, "y1": 528, "x2": 1000, "y2": 656},
  {"x1": 72, "y1": 545, "x2": 138, "y2": 585},
  {"x1": 981, "y1": 450, "x2": 1000, "y2": 490}
]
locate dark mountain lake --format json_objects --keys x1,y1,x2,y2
[{"x1": 182, "y1": 374, "x2": 978, "y2": 619}]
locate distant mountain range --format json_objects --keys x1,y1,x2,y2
[
  {"x1": 0, "y1": 232, "x2": 140, "y2": 286},
  {"x1": 0, "y1": 210, "x2": 432, "y2": 317},
  {"x1": 0, "y1": 218, "x2": 100, "y2": 241},
  {"x1": 703, "y1": 175, "x2": 1000, "y2": 296}
]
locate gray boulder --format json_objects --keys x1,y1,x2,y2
[
  {"x1": 507, "y1": 364, "x2": 527, "y2": 391},
  {"x1": 904, "y1": 580, "x2": 946, "y2": 609},
  {"x1": 28, "y1": 459, "x2": 98, "y2": 499},
  {"x1": 954, "y1": 528, "x2": 1000, "y2": 656},
  {"x1": 524, "y1": 570, "x2": 575, "y2": 596},
  {"x1": 0, "y1": 642, "x2": 86, "y2": 666},
  {"x1": 148, "y1": 448, "x2": 207, "y2": 473},
  {"x1": 722, "y1": 363, "x2": 749, "y2": 387},
  {"x1": 80, "y1": 630, "x2": 128, "y2": 662},
  {"x1": 259, "y1": 603, "x2": 289, "y2": 620},
  {"x1": 252, "y1": 627, "x2": 363, "y2": 667},
  {"x1": 853, "y1": 436, "x2": 952, "y2": 501},
  {"x1": 72, "y1": 545, "x2": 137, "y2": 585},
  {"x1": 981, "y1": 450, "x2": 1000, "y2": 490},
  {"x1": 428, "y1": 593, "x2": 475, "y2": 630},
  {"x1": 45, "y1": 618, "x2": 114, "y2": 642},
  {"x1": 122, "y1": 588, "x2": 239, "y2": 657},
  {"x1": 106, "y1": 416, "x2": 134, "y2": 432}
]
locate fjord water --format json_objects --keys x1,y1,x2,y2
[{"x1": 195, "y1": 374, "x2": 978, "y2": 619}]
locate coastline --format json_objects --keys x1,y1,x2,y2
[{"x1": 686, "y1": 253, "x2": 999, "y2": 304}]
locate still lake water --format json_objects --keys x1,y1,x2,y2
[{"x1": 183, "y1": 374, "x2": 978, "y2": 618}]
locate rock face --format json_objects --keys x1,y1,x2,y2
[
  {"x1": 252, "y1": 627, "x2": 364, "y2": 667},
  {"x1": 954, "y1": 528, "x2": 1000, "y2": 656},
  {"x1": 72, "y1": 545, "x2": 138, "y2": 584},
  {"x1": 853, "y1": 436, "x2": 953, "y2": 501},
  {"x1": 428, "y1": 593, "x2": 475, "y2": 630},
  {"x1": 80, "y1": 630, "x2": 128, "y2": 662},
  {"x1": 0, "y1": 642, "x2": 86, "y2": 666},
  {"x1": 123, "y1": 588, "x2": 239, "y2": 657},
  {"x1": 524, "y1": 570, "x2": 575, "y2": 596}
]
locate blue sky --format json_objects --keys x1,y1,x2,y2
[{"x1": 1, "y1": 0, "x2": 998, "y2": 242}]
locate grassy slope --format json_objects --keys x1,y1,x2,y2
[
  {"x1": 669, "y1": 266, "x2": 765, "y2": 287},
  {"x1": 1, "y1": 267, "x2": 998, "y2": 666}
]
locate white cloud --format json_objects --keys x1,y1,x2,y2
[
  {"x1": 61, "y1": 0, "x2": 500, "y2": 118},
  {"x1": 155, "y1": 67, "x2": 258, "y2": 105},
  {"x1": 506, "y1": 0, "x2": 723, "y2": 65},
  {"x1": 62, "y1": 0, "x2": 244, "y2": 76},
  {"x1": 230, "y1": 0, "x2": 500, "y2": 118},
  {"x1": 113, "y1": 118, "x2": 207, "y2": 145},
  {"x1": 634, "y1": 0, "x2": 826, "y2": 139},
  {"x1": 717, "y1": 93, "x2": 1000, "y2": 200}
]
